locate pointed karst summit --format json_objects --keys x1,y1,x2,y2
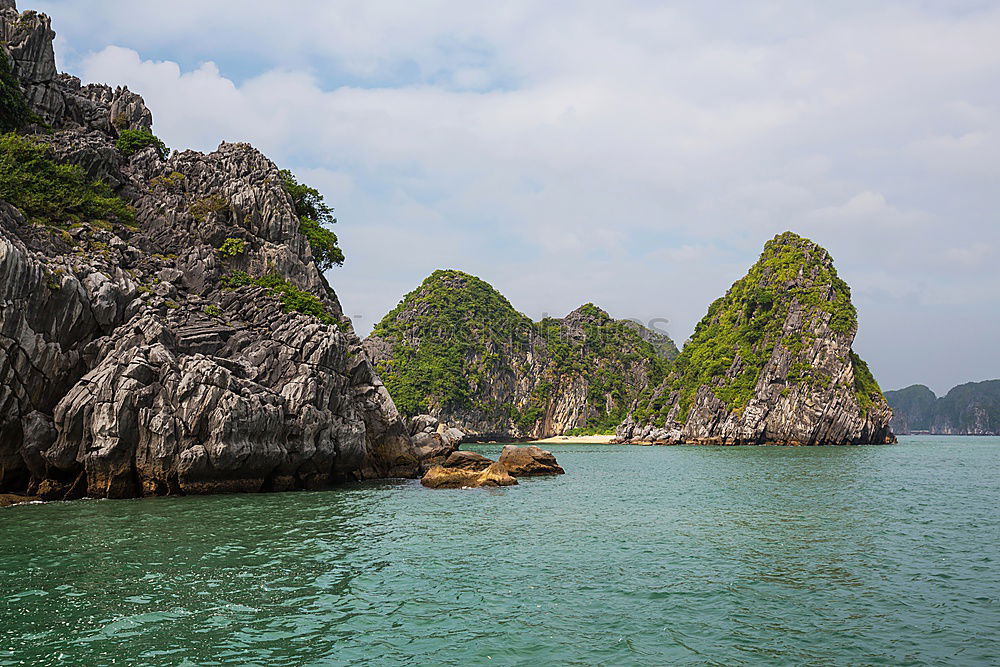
[
  {"x1": 0, "y1": 2, "x2": 420, "y2": 500},
  {"x1": 617, "y1": 232, "x2": 895, "y2": 445},
  {"x1": 363, "y1": 270, "x2": 677, "y2": 440}
]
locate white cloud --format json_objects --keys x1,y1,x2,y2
[{"x1": 26, "y1": 0, "x2": 1000, "y2": 395}]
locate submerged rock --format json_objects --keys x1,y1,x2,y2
[
  {"x1": 498, "y1": 445, "x2": 565, "y2": 476},
  {"x1": 420, "y1": 461, "x2": 517, "y2": 489}
]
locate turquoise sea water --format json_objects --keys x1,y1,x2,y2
[{"x1": 1, "y1": 436, "x2": 998, "y2": 666}]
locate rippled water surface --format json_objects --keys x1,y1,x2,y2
[{"x1": 2, "y1": 437, "x2": 998, "y2": 666}]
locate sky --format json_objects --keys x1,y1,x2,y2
[{"x1": 27, "y1": 0, "x2": 1000, "y2": 395}]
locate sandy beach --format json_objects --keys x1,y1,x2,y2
[{"x1": 531, "y1": 435, "x2": 617, "y2": 445}]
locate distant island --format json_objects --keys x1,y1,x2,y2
[
  {"x1": 370, "y1": 234, "x2": 895, "y2": 446},
  {"x1": 885, "y1": 381, "x2": 1000, "y2": 435},
  {"x1": 617, "y1": 232, "x2": 894, "y2": 445},
  {"x1": 364, "y1": 270, "x2": 676, "y2": 440}
]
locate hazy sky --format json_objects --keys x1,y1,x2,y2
[{"x1": 28, "y1": 0, "x2": 1000, "y2": 395}]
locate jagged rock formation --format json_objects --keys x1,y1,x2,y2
[
  {"x1": 886, "y1": 381, "x2": 1000, "y2": 435},
  {"x1": 363, "y1": 270, "x2": 676, "y2": 440},
  {"x1": 440, "y1": 450, "x2": 493, "y2": 471},
  {"x1": 0, "y1": 2, "x2": 418, "y2": 499},
  {"x1": 617, "y1": 232, "x2": 895, "y2": 445}
]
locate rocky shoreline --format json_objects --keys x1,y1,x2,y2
[{"x1": 0, "y1": 2, "x2": 420, "y2": 501}]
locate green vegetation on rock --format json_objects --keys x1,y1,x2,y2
[
  {"x1": 114, "y1": 129, "x2": 169, "y2": 159},
  {"x1": 188, "y1": 195, "x2": 229, "y2": 222},
  {"x1": 280, "y1": 169, "x2": 344, "y2": 270},
  {"x1": 0, "y1": 132, "x2": 134, "y2": 227},
  {"x1": 537, "y1": 303, "x2": 669, "y2": 432},
  {"x1": 0, "y1": 51, "x2": 30, "y2": 134},
  {"x1": 220, "y1": 271, "x2": 337, "y2": 325},
  {"x1": 634, "y1": 231, "x2": 862, "y2": 424},
  {"x1": 217, "y1": 237, "x2": 246, "y2": 257},
  {"x1": 370, "y1": 270, "x2": 533, "y2": 417},
  {"x1": 368, "y1": 272, "x2": 673, "y2": 435},
  {"x1": 850, "y1": 352, "x2": 883, "y2": 416}
]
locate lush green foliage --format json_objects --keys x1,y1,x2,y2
[
  {"x1": 217, "y1": 237, "x2": 246, "y2": 257},
  {"x1": 204, "y1": 304, "x2": 223, "y2": 318},
  {"x1": 0, "y1": 132, "x2": 134, "y2": 226},
  {"x1": 0, "y1": 51, "x2": 30, "y2": 134},
  {"x1": 298, "y1": 215, "x2": 344, "y2": 269},
  {"x1": 371, "y1": 270, "x2": 533, "y2": 417},
  {"x1": 371, "y1": 273, "x2": 670, "y2": 432},
  {"x1": 220, "y1": 271, "x2": 336, "y2": 325},
  {"x1": 636, "y1": 232, "x2": 859, "y2": 424},
  {"x1": 536, "y1": 303, "x2": 669, "y2": 431},
  {"x1": 280, "y1": 169, "x2": 344, "y2": 269},
  {"x1": 115, "y1": 129, "x2": 168, "y2": 159},
  {"x1": 850, "y1": 352, "x2": 883, "y2": 416}
]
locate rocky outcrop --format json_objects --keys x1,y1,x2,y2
[
  {"x1": 419, "y1": 445, "x2": 565, "y2": 487},
  {"x1": 497, "y1": 445, "x2": 565, "y2": 476},
  {"x1": 364, "y1": 270, "x2": 676, "y2": 440},
  {"x1": 420, "y1": 460, "x2": 517, "y2": 489},
  {"x1": 886, "y1": 381, "x2": 1000, "y2": 435},
  {"x1": 0, "y1": 3, "x2": 419, "y2": 499},
  {"x1": 617, "y1": 232, "x2": 895, "y2": 445},
  {"x1": 1, "y1": 3, "x2": 151, "y2": 134},
  {"x1": 408, "y1": 414, "x2": 465, "y2": 469}
]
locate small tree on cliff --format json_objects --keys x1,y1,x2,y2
[{"x1": 280, "y1": 169, "x2": 345, "y2": 270}]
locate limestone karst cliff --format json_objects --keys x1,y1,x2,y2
[
  {"x1": 0, "y1": 2, "x2": 418, "y2": 499},
  {"x1": 886, "y1": 381, "x2": 1000, "y2": 435},
  {"x1": 617, "y1": 232, "x2": 895, "y2": 445},
  {"x1": 363, "y1": 270, "x2": 676, "y2": 439}
]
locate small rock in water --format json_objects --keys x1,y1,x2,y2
[
  {"x1": 498, "y1": 445, "x2": 565, "y2": 476},
  {"x1": 420, "y1": 461, "x2": 517, "y2": 489}
]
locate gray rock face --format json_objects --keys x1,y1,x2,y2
[
  {"x1": 407, "y1": 414, "x2": 466, "y2": 470},
  {"x1": 0, "y1": 5, "x2": 418, "y2": 498},
  {"x1": 1, "y1": 5, "x2": 153, "y2": 134}
]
